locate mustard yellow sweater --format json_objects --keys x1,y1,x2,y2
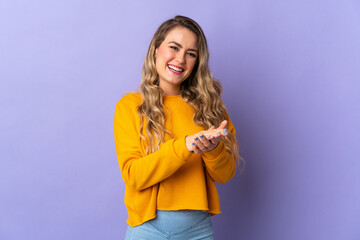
[{"x1": 114, "y1": 92, "x2": 236, "y2": 227}]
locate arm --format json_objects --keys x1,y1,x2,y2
[
  {"x1": 201, "y1": 115, "x2": 237, "y2": 184},
  {"x1": 114, "y1": 98, "x2": 192, "y2": 191}
]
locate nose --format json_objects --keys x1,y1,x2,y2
[{"x1": 175, "y1": 51, "x2": 186, "y2": 64}]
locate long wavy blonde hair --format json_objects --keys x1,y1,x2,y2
[{"x1": 135, "y1": 15, "x2": 244, "y2": 169}]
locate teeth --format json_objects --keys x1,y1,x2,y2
[{"x1": 168, "y1": 65, "x2": 183, "y2": 72}]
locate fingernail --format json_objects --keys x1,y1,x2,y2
[
  {"x1": 224, "y1": 131, "x2": 227, "y2": 134},
  {"x1": 200, "y1": 135, "x2": 204, "y2": 138},
  {"x1": 212, "y1": 137, "x2": 215, "y2": 140},
  {"x1": 195, "y1": 137, "x2": 198, "y2": 141},
  {"x1": 223, "y1": 128, "x2": 226, "y2": 131},
  {"x1": 217, "y1": 132, "x2": 220, "y2": 135},
  {"x1": 192, "y1": 143, "x2": 195, "y2": 145},
  {"x1": 208, "y1": 135, "x2": 211, "y2": 139}
]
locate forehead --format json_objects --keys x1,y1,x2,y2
[{"x1": 164, "y1": 27, "x2": 198, "y2": 48}]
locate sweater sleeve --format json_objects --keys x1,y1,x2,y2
[
  {"x1": 201, "y1": 114, "x2": 237, "y2": 184},
  {"x1": 114, "y1": 96, "x2": 192, "y2": 191}
]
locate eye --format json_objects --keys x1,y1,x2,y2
[
  {"x1": 170, "y1": 46, "x2": 178, "y2": 51},
  {"x1": 188, "y1": 52, "x2": 197, "y2": 58}
]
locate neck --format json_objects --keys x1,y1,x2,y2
[{"x1": 159, "y1": 82, "x2": 181, "y2": 96}]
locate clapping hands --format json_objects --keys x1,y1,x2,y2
[{"x1": 185, "y1": 120, "x2": 228, "y2": 154}]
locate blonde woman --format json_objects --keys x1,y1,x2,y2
[{"x1": 114, "y1": 15, "x2": 244, "y2": 240}]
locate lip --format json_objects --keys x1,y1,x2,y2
[
  {"x1": 167, "y1": 64, "x2": 184, "y2": 75},
  {"x1": 168, "y1": 64, "x2": 184, "y2": 70}
]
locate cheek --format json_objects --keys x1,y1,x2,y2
[
  {"x1": 157, "y1": 47, "x2": 173, "y2": 62},
  {"x1": 187, "y1": 59, "x2": 197, "y2": 71}
]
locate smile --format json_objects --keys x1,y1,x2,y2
[{"x1": 168, "y1": 64, "x2": 184, "y2": 73}]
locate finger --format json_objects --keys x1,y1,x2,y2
[
  {"x1": 194, "y1": 143, "x2": 203, "y2": 153},
  {"x1": 217, "y1": 120, "x2": 228, "y2": 131},
  {"x1": 216, "y1": 120, "x2": 228, "y2": 137},
  {"x1": 205, "y1": 128, "x2": 215, "y2": 139},
  {"x1": 220, "y1": 128, "x2": 228, "y2": 137},
  {"x1": 203, "y1": 130, "x2": 222, "y2": 139},
  {"x1": 207, "y1": 125, "x2": 216, "y2": 131},
  {"x1": 209, "y1": 135, "x2": 218, "y2": 145},
  {"x1": 191, "y1": 142, "x2": 196, "y2": 151},
  {"x1": 194, "y1": 136, "x2": 206, "y2": 150},
  {"x1": 204, "y1": 122, "x2": 228, "y2": 138},
  {"x1": 213, "y1": 129, "x2": 227, "y2": 138},
  {"x1": 198, "y1": 134, "x2": 212, "y2": 148},
  {"x1": 192, "y1": 142, "x2": 200, "y2": 153},
  {"x1": 203, "y1": 126, "x2": 215, "y2": 139}
]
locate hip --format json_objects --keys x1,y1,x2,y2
[{"x1": 124, "y1": 210, "x2": 214, "y2": 240}]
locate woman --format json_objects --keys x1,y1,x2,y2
[{"x1": 114, "y1": 15, "x2": 244, "y2": 240}]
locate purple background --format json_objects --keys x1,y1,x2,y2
[{"x1": 1, "y1": 1, "x2": 359, "y2": 239}]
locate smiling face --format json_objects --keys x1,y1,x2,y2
[{"x1": 154, "y1": 27, "x2": 198, "y2": 95}]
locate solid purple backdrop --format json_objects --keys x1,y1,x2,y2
[{"x1": 1, "y1": 1, "x2": 359, "y2": 239}]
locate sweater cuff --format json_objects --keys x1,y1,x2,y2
[
  {"x1": 202, "y1": 140, "x2": 225, "y2": 160},
  {"x1": 173, "y1": 136, "x2": 192, "y2": 161}
]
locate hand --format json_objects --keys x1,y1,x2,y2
[{"x1": 185, "y1": 120, "x2": 228, "y2": 153}]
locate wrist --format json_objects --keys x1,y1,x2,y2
[{"x1": 202, "y1": 140, "x2": 224, "y2": 160}]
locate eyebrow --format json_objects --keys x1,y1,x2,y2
[{"x1": 168, "y1": 41, "x2": 198, "y2": 52}]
